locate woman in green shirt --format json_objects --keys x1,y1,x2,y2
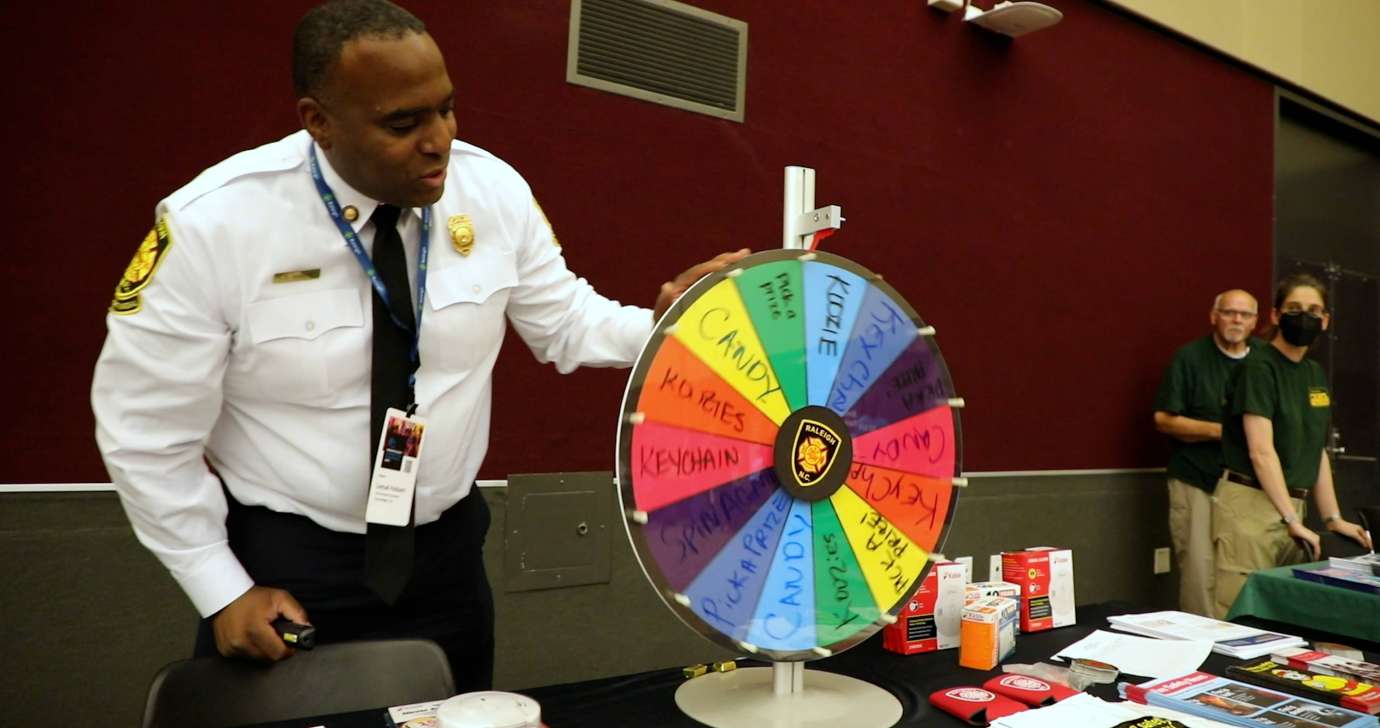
[{"x1": 1212, "y1": 273, "x2": 1372, "y2": 618}]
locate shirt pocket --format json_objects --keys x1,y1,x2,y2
[
  {"x1": 241, "y1": 288, "x2": 365, "y2": 402},
  {"x1": 428, "y1": 262, "x2": 519, "y2": 310},
  {"x1": 422, "y1": 263, "x2": 518, "y2": 373}
]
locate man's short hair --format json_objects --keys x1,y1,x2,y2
[
  {"x1": 1212, "y1": 289, "x2": 1256, "y2": 313},
  {"x1": 292, "y1": 0, "x2": 427, "y2": 98}
]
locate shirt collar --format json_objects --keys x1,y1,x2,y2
[{"x1": 311, "y1": 141, "x2": 423, "y2": 232}]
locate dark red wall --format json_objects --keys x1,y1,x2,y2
[{"x1": 1, "y1": 1, "x2": 1273, "y2": 483}]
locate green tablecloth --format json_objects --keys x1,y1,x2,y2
[{"x1": 1227, "y1": 561, "x2": 1380, "y2": 643}]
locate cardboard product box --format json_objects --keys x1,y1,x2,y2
[
  {"x1": 386, "y1": 700, "x2": 444, "y2": 728},
  {"x1": 883, "y1": 561, "x2": 966, "y2": 654},
  {"x1": 964, "y1": 580, "x2": 1020, "y2": 604},
  {"x1": 1001, "y1": 547, "x2": 1076, "y2": 633},
  {"x1": 958, "y1": 596, "x2": 1018, "y2": 670}
]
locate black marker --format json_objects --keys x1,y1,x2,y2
[{"x1": 272, "y1": 617, "x2": 317, "y2": 650}]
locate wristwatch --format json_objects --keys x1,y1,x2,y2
[
  {"x1": 1322, "y1": 513, "x2": 1343, "y2": 524},
  {"x1": 1281, "y1": 513, "x2": 1300, "y2": 526}
]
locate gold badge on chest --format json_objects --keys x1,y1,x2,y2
[{"x1": 448, "y1": 214, "x2": 475, "y2": 256}]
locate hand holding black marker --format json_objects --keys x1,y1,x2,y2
[{"x1": 272, "y1": 617, "x2": 317, "y2": 649}]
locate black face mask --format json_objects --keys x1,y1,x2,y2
[{"x1": 1279, "y1": 311, "x2": 1323, "y2": 347}]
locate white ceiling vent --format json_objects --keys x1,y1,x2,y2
[{"x1": 567, "y1": 0, "x2": 748, "y2": 122}]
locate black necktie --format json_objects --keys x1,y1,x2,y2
[{"x1": 366, "y1": 204, "x2": 417, "y2": 605}]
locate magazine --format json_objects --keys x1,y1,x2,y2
[
  {"x1": 1293, "y1": 567, "x2": 1380, "y2": 595},
  {"x1": 1327, "y1": 554, "x2": 1380, "y2": 576},
  {"x1": 1273, "y1": 649, "x2": 1380, "y2": 686},
  {"x1": 1123, "y1": 671, "x2": 1379, "y2": 728},
  {"x1": 1227, "y1": 660, "x2": 1380, "y2": 714}
]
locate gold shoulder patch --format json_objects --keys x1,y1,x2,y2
[{"x1": 110, "y1": 217, "x2": 173, "y2": 315}]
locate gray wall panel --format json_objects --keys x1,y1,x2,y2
[
  {"x1": 1, "y1": 493, "x2": 196, "y2": 727},
  {"x1": 1, "y1": 475, "x2": 1173, "y2": 726},
  {"x1": 943, "y1": 473, "x2": 1176, "y2": 607}
]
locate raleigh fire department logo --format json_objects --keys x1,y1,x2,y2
[
  {"x1": 999, "y1": 675, "x2": 1049, "y2": 691},
  {"x1": 774, "y1": 405, "x2": 852, "y2": 502},
  {"x1": 946, "y1": 688, "x2": 995, "y2": 702},
  {"x1": 110, "y1": 216, "x2": 173, "y2": 315},
  {"x1": 792, "y1": 419, "x2": 841, "y2": 488}
]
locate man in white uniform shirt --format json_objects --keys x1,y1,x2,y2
[{"x1": 91, "y1": 0, "x2": 745, "y2": 691}]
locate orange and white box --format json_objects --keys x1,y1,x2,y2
[
  {"x1": 883, "y1": 561, "x2": 966, "y2": 654},
  {"x1": 1001, "y1": 546, "x2": 1076, "y2": 633},
  {"x1": 958, "y1": 596, "x2": 1017, "y2": 670},
  {"x1": 964, "y1": 580, "x2": 1019, "y2": 604}
]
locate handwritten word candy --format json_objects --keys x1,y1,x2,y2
[{"x1": 747, "y1": 498, "x2": 817, "y2": 651}]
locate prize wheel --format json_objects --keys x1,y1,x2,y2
[{"x1": 616, "y1": 249, "x2": 963, "y2": 662}]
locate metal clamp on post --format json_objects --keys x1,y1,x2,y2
[{"x1": 782, "y1": 166, "x2": 844, "y2": 250}]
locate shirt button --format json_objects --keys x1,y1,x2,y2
[
  {"x1": 472, "y1": 284, "x2": 481, "y2": 294},
  {"x1": 305, "y1": 320, "x2": 315, "y2": 332}
]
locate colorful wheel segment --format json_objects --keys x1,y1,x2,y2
[{"x1": 617, "y1": 249, "x2": 962, "y2": 662}]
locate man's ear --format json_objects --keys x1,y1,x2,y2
[{"x1": 298, "y1": 97, "x2": 332, "y2": 150}]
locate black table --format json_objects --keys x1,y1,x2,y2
[{"x1": 244, "y1": 602, "x2": 1369, "y2": 727}]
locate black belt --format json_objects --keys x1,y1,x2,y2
[{"x1": 1223, "y1": 470, "x2": 1309, "y2": 501}]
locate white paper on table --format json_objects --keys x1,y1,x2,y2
[
  {"x1": 1053, "y1": 629, "x2": 1213, "y2": 679},
  {"x1": 1108, "y1": 611, "x2": 1263, "y2": 642},
  {"x1": 991, "y1": 693, "x2": 1236, "y2": 728}
]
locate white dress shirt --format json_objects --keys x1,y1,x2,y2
[{"x1": 92, "y1": 130, "x2": 653, "y2": 616}]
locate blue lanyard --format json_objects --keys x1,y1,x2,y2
[{"x1": 308, "y1": 143, "x2": 430, "y2": 388}]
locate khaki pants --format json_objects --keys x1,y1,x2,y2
[
  {"x1": 1167, "y1": 479, "x2": 1215, "y2": 616},
  {"x1": 1212, "y1": 478, "x2": 1307, "y2": 619}
]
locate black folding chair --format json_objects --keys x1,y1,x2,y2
[{"x1": 141, "y1": 639, "x2": 454, "y2": 728}]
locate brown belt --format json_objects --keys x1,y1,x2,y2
[{"x1": 1223, "y1": 470, "x2": 1308, "y2": 501}]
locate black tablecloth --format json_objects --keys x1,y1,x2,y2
[{"x1": 244, "y1": 602, "x2": 1373, "y2": 727}]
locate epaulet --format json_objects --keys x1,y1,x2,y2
[
  {"x1": 164, "y1": 133, "x2": 306, "y2": 213},
  {"x1": 449, "y1": 138, "x2": 499, "y2": 161},
  {"x1": 448, "y1": 139, "x2": 521, "y2": 176},
  {"x1": 448, "y1": 139, "x2": 526, "y2": 190}
]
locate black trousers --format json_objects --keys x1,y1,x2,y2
[{"x1": 194, "y1": 488, "x2": 495, "y2": 693}]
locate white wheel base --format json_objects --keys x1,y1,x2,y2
[{"x1": 674, "y1": 667, "x2": 902, "y2": 728}]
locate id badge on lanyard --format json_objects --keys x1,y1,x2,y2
[{"x1": 366, "y1": 407, "x2": 429, "y2": 526}]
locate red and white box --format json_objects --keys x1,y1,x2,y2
[
  {"x1": 1000, "y1": 547, "x2": 1076, "y2": 633},
  {"x1": 883, "y1": 561, "x2": 966, "y2": 654}
]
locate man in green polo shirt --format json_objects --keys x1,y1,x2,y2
[{"x1": 1153, "y1": 289, "x2": 1258, "y2": 616}]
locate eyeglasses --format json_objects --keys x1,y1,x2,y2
[
  {"x1": 1280, "y1": 304, "x2": 1326, "y2": 317},
  {"x1": 1215, "y1": 308, "x2": 1257, "y2": 320}
]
